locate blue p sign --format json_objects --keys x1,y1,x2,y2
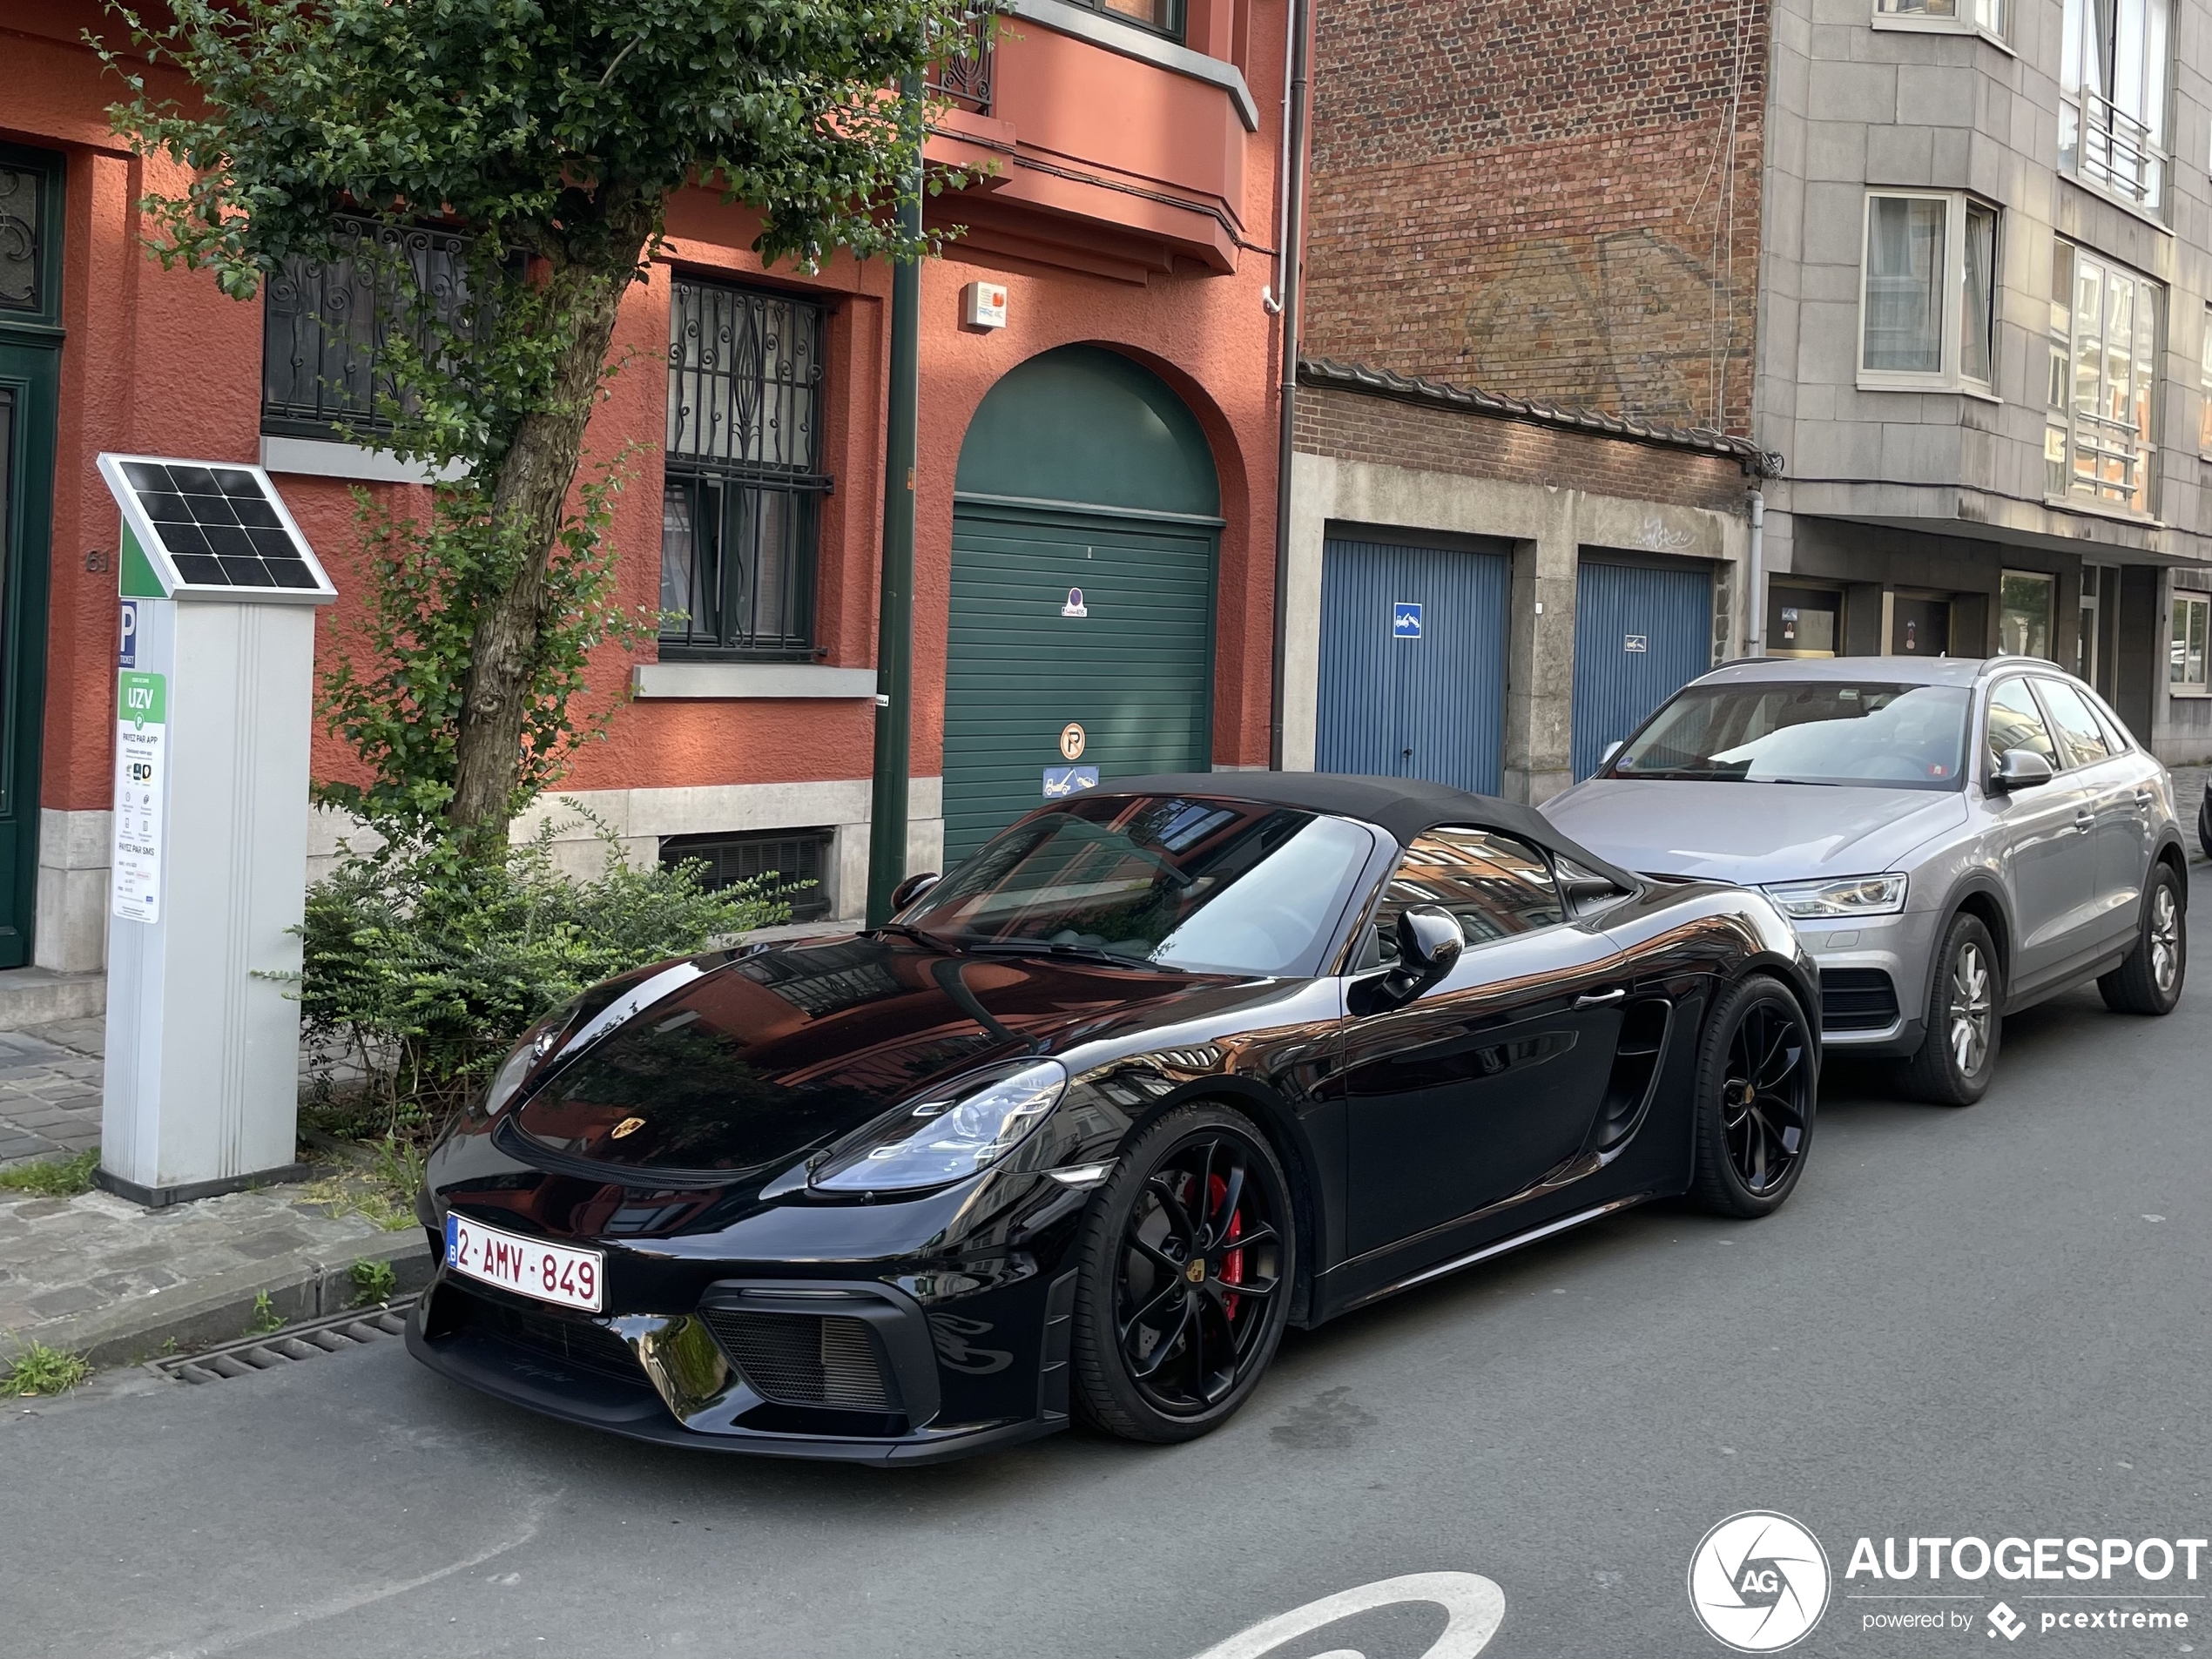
[
  {"x1": 1393, "y1": 601, "x2": 1423, "y2": 640},
  {"x1": 118, "y1": 600, "x2": 138, "y2": 669}
]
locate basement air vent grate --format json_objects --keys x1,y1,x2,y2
[{"x1": 145, "y1": 1297, "x2": 416, "y2": 1384}]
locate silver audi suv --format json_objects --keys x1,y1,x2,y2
[{"x1": 1541, "y1": 656, "x2": 2189, "y2": 1104}]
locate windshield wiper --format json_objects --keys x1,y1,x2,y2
[
  {"x1": 873, "y1": 921, "x2": 953, "y2": 950},
  {"x1": 963, "y1": 938, "x2": 1185, "y2": 972}
]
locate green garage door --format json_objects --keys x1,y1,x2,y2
[{"x1": 942, "y1": 346, "x2": 1221, "y2": 863}]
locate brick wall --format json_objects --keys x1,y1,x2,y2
[
  {"x1": 1295, "y1": 386, "x2": 1751, "y2": 515},
  {"x1": 1305, "y1": 0, "x2": 1768, "y2": 436}
]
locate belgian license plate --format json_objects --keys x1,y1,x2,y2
[{"x1": 446, "y1": 1214, "x2": 604, "y2": 1312}]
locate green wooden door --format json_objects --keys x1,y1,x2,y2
[
  {"x1": 0, "y1": 146, "x2": 64, "y2": 968},
  {"x1": 942, "y1": 346, "x2": 1222, "y2": 864},
  {"x1": 942, "y1": 502, "x2": 1215, "y2": 860}
]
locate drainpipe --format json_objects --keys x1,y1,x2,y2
[
  {"x1": 866, "y1": 71, "x2": 924, "y2": 928},
  {"x1": 1266, "y1": 0, "x2": 1313, "y2": 770},
  {"x1": 1745, "y1": 487, "x2": 1766, "y2": 658}
]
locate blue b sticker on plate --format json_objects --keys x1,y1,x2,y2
[{"x1": 1043, "y1": 765, "x2": 1098, "y2": 799}]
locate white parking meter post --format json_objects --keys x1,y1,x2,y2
[{"x1": 92, "y1": 454, "x2": 339, "y2": 1206}]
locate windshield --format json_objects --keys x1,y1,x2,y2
[
  {"x1": 900, "y1": 795, "x2": 1376, "y2": 977},
  {"x1": 1607, "y1": 681, "x2": 1971, "y2": 791}
]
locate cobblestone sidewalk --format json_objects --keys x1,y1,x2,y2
[
  {"x1": 0, "y1": 1017, "x2": 429, "y2": 1370},
  {"x1": 0, "y1": 1020, "x2": 103, "y2": 1168},
  {"x1": 0, "y1": 1184, "x2": 428, "y2": 1368}
]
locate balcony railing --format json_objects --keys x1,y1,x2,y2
[
  {"x1": 926, "y1": 11, "x2": 995, "y2": 113},
  {"x1": 2061, "y1": 88, "x2": 2168, "y2": 215}
]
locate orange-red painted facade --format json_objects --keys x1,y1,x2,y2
[{"x1": 3, "y1": 1, "x2": 1287, "y2": 831}]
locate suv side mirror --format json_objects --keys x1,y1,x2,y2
[
  {"x1": 1991, "y1": 749, "x2": 2054, "y2": 793},
  {"x1": 1376, "y1": 904, "x2": 1465, "y2": 1009},
  {"x1": 888, "y1": 871, "x2": 941, "y2": 912}
]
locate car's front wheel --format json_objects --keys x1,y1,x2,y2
[
  {"x1": 1069, "y1": 1103, "x2": 1295, "y2": 1443},
  {"x1": 1903, "y1": 912, "x2": 2002, "y2": 1106},
  {"x1": 2100, "y1": 860, "x2": 2187, "y2": 1015},
  {"x1": 1689, "y1": 973, "x2": 1816, "y2": 1217}
]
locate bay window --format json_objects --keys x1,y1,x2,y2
[
  {"x1": 1859, "y1": 192, "x2": 1998, "y2": 392},
  {"x1": 2060, "y1": 0, "x2": 2171, "y2": 215},
  {"x1": 2046, "y1": 241, "x2": 2161, "y2": 516}
]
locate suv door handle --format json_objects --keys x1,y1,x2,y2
[
  {"x1": 2134, "y1": 790, "x2": 2155, "y2": 807},
  {"x1": 2074, "y1": 809, "x2": 2096, "y2": 831},
  {"x1": 1575, "y1": 988, "x2": 1627, "y2": 1008}
]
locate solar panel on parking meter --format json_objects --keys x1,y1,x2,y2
[{"x1": 93, "y1": 454, "x2": 339, "y2": 1206}]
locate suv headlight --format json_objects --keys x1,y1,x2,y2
[
  {"x1": 1761, "y1": 873, "x2": 1908, "y2": 920},
  {"x1": 810, "y1": 1060, "x2": 1068, "y2": 1193}
]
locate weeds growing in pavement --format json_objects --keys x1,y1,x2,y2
[
  {"x1": 0, "y1": 1148, "x2": 99, "y2": 1197},
  {"x1": 350, "y1": 1258, "x2": 399, "y2": 1306},
  {"x1": 301, "y1": 1135, "x2": 429, "y2": 1232},
  {"x1": 246, "y1": 1292, "x2": 285, "y2": 1336},
  {"x1": 5, "y1": 1341, "x2": 91, "y2": 1396}
]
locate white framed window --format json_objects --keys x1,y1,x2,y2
[
  {"x1": 2059, "y1": 0, "x2": 2171, "y2": 218},
  {"x1": 2172, "y1": 590, "x2": 2210, "y2": 693},
  {"x1": 1858, "y1": 192, "x2": 1999, "y2": 393},
  {"x1": 2045, "y1": 240, "x2": 2161, "y2": 516},
  {"x1": 1874, "y1": 0, "x2": 2007, "y2": 43}
]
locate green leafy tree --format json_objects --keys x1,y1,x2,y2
[{"x1": 100, "y1": 0, "x2": 977, "y2": 841}]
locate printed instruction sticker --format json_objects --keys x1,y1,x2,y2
[{"x1": 111, "y1": 671, "x2": 167, "y2": 924}]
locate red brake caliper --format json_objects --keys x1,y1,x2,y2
[{"x1": 1206, "y1": 1172, "x2": 1244, "y2": 1320}]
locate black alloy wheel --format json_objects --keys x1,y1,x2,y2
[
  {"x1": 2100, "y1": 860, "x2": 2188, "y2": 1016},
  {"x1": 1069, "y1": 1103, "x2": 1295, "y2": 1442},
  {"x1": 1689, "y1": 974, "x2": 1816, "y2": 1218},
  {"x1": 1904, "y1": 912, "x2": 2002, "y2": 1107}
]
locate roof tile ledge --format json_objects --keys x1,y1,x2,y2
[{"x1": 1298, "y1": 356, "x2": 1784, "y2": 479}]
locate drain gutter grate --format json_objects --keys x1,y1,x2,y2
[{"x1": 146, "y1": 1296, "x2": 418, "y2": 1383}]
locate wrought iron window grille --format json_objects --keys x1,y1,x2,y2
[
  {"x1": 261, "y1": 216, "x2": 481, "y2": 442},
  {"x1": 661, "y1": 278, "x2": 829, "y2": 658},
  {"x1": 927, "y1": 10, "x2": 997, "y2": 112}
]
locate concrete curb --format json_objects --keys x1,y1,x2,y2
[{"x1": 12, "y1": 1228, "x2": 433, "y2": 1371}]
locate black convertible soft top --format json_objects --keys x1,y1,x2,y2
[{"x1": 1092, "y1": 772, "x2": 1642, "y2": 888}]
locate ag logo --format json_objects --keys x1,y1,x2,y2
[{"x1": 1687, "y1": 1511, "x2": 1831, "y2": 1652}]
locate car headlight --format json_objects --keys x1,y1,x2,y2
[
  {"x1": 475, "y1": 1001, "x2": 581, "y2": 1120},
  {"x1": 810, "y1": 1060, "x2": 1068, "y2": 1193},
  {"x1": 1761, "y1": 873, "x2": 1908, "y2": 920}
]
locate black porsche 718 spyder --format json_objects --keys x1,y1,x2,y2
[{"x1": 409, "y1": 773, "x2": 1820, "y2": 1462}]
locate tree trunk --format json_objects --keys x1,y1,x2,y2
[{"x1": 446, "y1": 190, "x2": 658, "y2": 843}]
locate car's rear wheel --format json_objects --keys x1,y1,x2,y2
[
  {"x1": 2199, "y1": 792, "x2": 2211, "y2": 861},
  {"x1": 1903, "y1": 913, "x2": 2001, "y2": 1106},
  {"x1": 1689, "y1": 974, "x2": 1815, "y2": 1218},
  {"x1": 1069, "y1": 1103, "x2": 1295, "y2": 1443},
  {"x1": 2099, "y1": 861, "x2": 2187, "y2": 1015}
]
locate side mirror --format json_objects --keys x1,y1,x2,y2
[
  {"x1": 1990, "y1": 749, "x2": 2054, "y2": 793},
  {"x1": 1600, "y1": 740, "x2": 1625, "y2": 770},
  {"x1": 1376, "y1": 904, "x2": 1465, "y2": 1009},
  {"x1": 888, "y1": 871, "x2": 941, "y2": 912}
]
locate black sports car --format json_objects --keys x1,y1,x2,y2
[{"x1": 408, "y1": 773, "x2": 1820, "y2": 1462}]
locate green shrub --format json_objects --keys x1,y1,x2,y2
[
  {"x1": 296, "y1": 812, "x2": 788, "y2": 1136},
  {"x1": 350, "y1": 1258, "x2": 399, "y2": 1306}
]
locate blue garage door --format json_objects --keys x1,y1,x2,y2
[
  {"x1": 1571, "y1": 556, "x2": 1714, "y2": 778},
  {"x1": 1316, "y1": 536, "x2": 1509, "y2": 794}
]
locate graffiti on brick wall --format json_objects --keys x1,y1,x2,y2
[{"x1": 1456, "y1": 226, "x2": 1749, "y2": 431}]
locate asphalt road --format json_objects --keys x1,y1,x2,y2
[{"x1": 5, "y1": 871, "x2": 2207, "y2": 1659}]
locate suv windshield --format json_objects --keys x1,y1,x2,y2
[
  {"x1": 900, "y1": 795, "x2": 1376, "y2": 977},
  {"x1": 1607, "y1": 681, "x2": 1972, "y2": 791}
]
